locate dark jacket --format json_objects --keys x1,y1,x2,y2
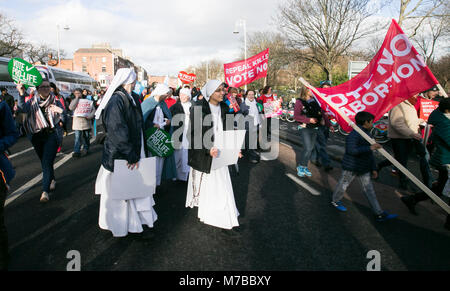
[
  {"x1": 187, "y1": 98, "x2": 231, "y2": 174},
  {"x1": 294, "y1": 98, "x2": 323, "y2": 129},
  {"x1": 101, "y1": 87, "x2": 147, "y2": 172},
  {"x1": 170, "y1": 100, "x2": 189, "y2": 145},
  {"x1": 0, "y1": 101, "x2": 19, "y2": 184},
  {"x1": 1, "y1": 93, "x2": 15, "y2": 114},
  {"x1": 341, "y1": 126, "x2": 377, "y2": 175},
  {"x1": 428, "y1": 109, "x2": 450, "y2": 167}
]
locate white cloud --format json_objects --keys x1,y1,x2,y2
[{"x1": 9, "y1": 0, "x2": 280, "y2": 76}]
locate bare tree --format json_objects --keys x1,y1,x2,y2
[
  {"x1": 398, "y1": 0, "x2": 449, "y2": 37},
  {"x1": 0, "y1": 13, "x2": 27, "y2": 57},
  {"x1": 24, "y1": 43, "x2": 65, "y2": 65},
  {"x1": 245, "y1": 31, "x2": 290, "y2": 88},
  {"x1": 430, "y1": 54, "x2": 450, "y2": 91},
  {"x1": 277, "y1": 0, "x2": 383, "y2": 82}
]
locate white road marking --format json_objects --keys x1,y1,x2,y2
[
  {"x1": 8, "y1": 147, "x2": 34, "y2": 159},
  {"x1": 5, "y1": 134, "x2": 97, "y2": 206},
  {"x1": 286, "y1": 173, "x2": 321, "y2": 196}
]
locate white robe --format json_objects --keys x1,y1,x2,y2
[
  {"x1": 95, "y1": 135, "x2": 157, "y2": 237},
  {"x1": 186, "y1": 103, "x2": 239, "y2": 229},
  {"x1": 174, "y1": 102, "x2": 191, "y2": 181}
]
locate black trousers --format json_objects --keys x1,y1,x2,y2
[
  {"x1": 0, "y1": 176, "x2": 8, "y2": 270},
  {"x1": 391, "y1": 138, "x2": 433, "y2": 189}
]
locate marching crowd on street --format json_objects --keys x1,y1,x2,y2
[{"x1": 0, "y1": 69, "x2": 449, "y2": 270}]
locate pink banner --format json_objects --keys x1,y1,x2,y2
[
  {"x1": 224, "y1": 49, "x2": 269, "y2": 88},
  {"x1": 312, "y1": 20, "x2": 438, "y2": 132}
]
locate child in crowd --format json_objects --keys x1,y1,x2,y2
[{"x1": 331, "y1": 111, "x2": 398, "y2": 222}]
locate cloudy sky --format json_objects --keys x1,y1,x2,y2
[{"x1": 1, "y1": 0, "x2": 400, "y2": 76}]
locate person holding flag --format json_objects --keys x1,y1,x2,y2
[{"x1": 16, "y1": 81, "x2": 66, "y2": 203}]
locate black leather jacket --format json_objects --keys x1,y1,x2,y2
[
  {"x1": 187, "y1": 98, "x2": 232, "y2": 174},
  {"x1": 101, "y1": 87, "x2": 147, "y2": 172}
]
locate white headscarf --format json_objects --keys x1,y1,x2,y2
[
  {"x1": 201, "y1": 80, "x2": 222, "y2": 101},
  {"x1": 150, "y1": 83, "x2": 170, "y2": 98},
  {"x1": 95, "y1": 68, "x2": 136, "y2": 119},
  {"x1": 179, "y1": 88, "x2": 192, "y2": 99}
]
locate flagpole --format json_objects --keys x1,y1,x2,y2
[{"x1": 299, "y1": 77, "x2": 450, "y2": 214}]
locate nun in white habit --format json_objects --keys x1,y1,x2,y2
[
  {"x1": 94, "y1": 68, "x2": 157, "y2": 237},
  {"x1": 186, "y1": 80, "x2": 240, "y2": 230}
]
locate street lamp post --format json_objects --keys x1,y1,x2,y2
[
  {"x1": 234, "y1": 19, "x2": 247, "y2": 91},
  {"x1": 56, "y1": 24, "x2": 70, "y2": 67}
]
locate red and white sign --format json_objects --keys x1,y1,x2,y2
[
  {"x1": 312, "y1": 20, "x2": 438, "y2": 132},
  {"x1": 178, "y1": 71, "x2": 196, "y2": 84},
  {"x1": 224, "y1": 48, "x2": 269, "y2": 88},
  {"x1": 74, "y1": 99, "x2": 94, "y2": 118},
  {"x1": 419, "y1": 99, "x2": 439, "y2": 121}
]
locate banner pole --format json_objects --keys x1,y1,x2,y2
[
  {"x1": 299, "y1": 77, "x2": 450, "y2": 214},
  {"x1": 437, "y1": 84, "x2": 448, "y2": 98}
]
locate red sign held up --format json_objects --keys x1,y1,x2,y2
[
  {"x1": 178, "y1": 71, "x2": 196, "y2": 84},
  {"x1": 224, "y1": 49, "x2": 269, "y2": 88}
]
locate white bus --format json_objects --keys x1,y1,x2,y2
[{"x1": 0, "y1": 56, "x2": 98, "y2": 99}]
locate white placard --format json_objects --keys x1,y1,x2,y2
[
  {"x1": 74, "y1": 99, "x2": 94, "y2": 118},
  {"x1": 211, "y1": 130, "x2": 246, "y2": 170},
  {"x1": 110, "y1": 157, "x2": 156, "y2": 200}
]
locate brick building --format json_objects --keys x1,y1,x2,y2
[{"x1": 73, "y1": 43, "x2": 148, "y2": 89}]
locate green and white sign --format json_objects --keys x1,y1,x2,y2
[
  {"x1": 145, "y1": 127, "x2": 174, "y2": 158},
  {"x1": 7, "y1": 58, "x2": 43, "y2": 88}
]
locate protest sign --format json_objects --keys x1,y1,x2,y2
[
  {"x1": 145, "y1": 127, "x2": 174, "y2": 157},
  {"x1": 263, "y1": 100, "x2": 282, "y2": 118},
  {"x1": 224, "y1": 49, "x2": 269, "y2": 88},
  {"x1": 8, "y1": 58, "x2": 43, "y2": 88},
  {"x1": 227, "y1": 95, "x2": 240, "y2": 113},
  {"x1": 312, "y1": 20, "x2": 438, "y2": 132},
  {"x1": 178, "y1": 71, "x2": 196, "y2": 84},
  {"x1": 74, "y1": 99, "x2": 94, "y2": 118},
  {"x1": 419, "y1": 98, "x2": 439, "y2": 121}
]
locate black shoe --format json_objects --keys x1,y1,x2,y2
[
  {"x1": 401, "y1": 196, "x2": 418, "y2": 215},
  {"x1": 72, "y1": 152, "x2": 81, "y2": 158},
  {"x1": 324, "y1": 166, "x2": 333, "y2": 172},
  {"x1": 250, "y1": 159, "x2": 259, "y2": 164},
  {"x1": 141, "y1": 227, "x2": 155, "y2": 240}
]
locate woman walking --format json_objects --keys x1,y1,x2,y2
[
  {"x1": 294, "y1": 86, "x2": 324, "y2": 178},
  {"x1": 17, "y1": 81, "x2": 66, "y2": 202}
]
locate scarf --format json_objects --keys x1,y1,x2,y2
[
  {"x1": 25, "y1": 93, "x2": 62, "y2": 135},
  {"x1": 245, "y1": 98, "x2": 262, "y2": 126}
]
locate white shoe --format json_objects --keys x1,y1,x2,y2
[
  {"x1": 40, "y1": 192, "x2": 49, "y2": 202},
  {"x1": 50, "y1": 180, "x2": 56, "y2": 191}
]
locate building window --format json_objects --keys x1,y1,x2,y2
[
  {"x1": 102, "y1": 57, "x2": 106, "y2": 63},
  {"x1": 96, "y1": 58, "x2": 99, "y2": 63},
  {"x1": 102, "y1": 66, "x2": 106, "y2": 73},
  {"x1": 82, "y1": 57, "x2": 87, "y2": 63},
  {"x1": 82, "y1": 65, "x2": 87, "y2": 72}
]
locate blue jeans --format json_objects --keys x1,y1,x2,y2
[
  {"x1": 298, "y1": 127, "x2": 318, "y2": 167},
  {"x1": 311, "y1": 125, "x2": 331, "y2": 166},
  {"x1": 31, "y1": 131, "x2": 58, "y2": 193},
  {"x1": 74, "y1": 130, "x2": 91, "y2": 153}
]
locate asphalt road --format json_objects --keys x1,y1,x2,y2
[{"x1": 3, "y1": 119, "x2": 450, "y2": 271}]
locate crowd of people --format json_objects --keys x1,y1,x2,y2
[{"x1": 0, "y1": 70, "x2": 449, "y2": 270}]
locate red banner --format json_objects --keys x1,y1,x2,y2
[
  {"x1": 419, "y1": 98, "x2": 439, "y2": 121},
  {"x1": 224, "y1": 49, "x2": 269, "y2": 88},
  {"x1": 312, "y1": 20, "x2": 438, "y2": 132},
  {"x1": 178, "y1": 71, "x2": 196, "y2": 84}
]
